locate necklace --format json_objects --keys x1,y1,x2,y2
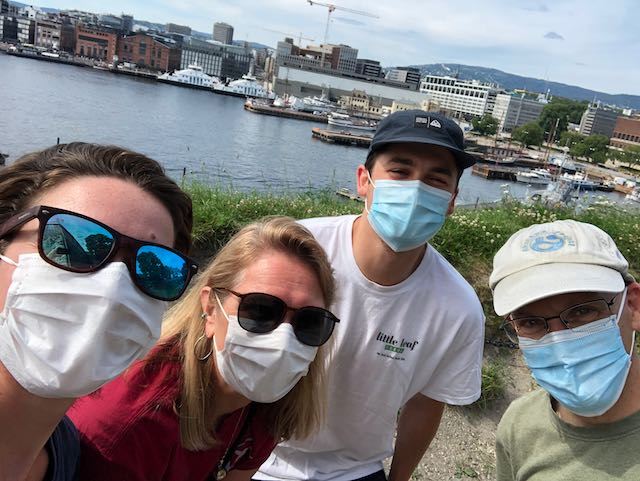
[{"x1": 215, "y1": 406, "x2": 247, "y2": 480}]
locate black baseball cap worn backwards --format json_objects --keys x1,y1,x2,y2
[{"x1": 368, "y1": 110, "x2": 477, "y2": 169}]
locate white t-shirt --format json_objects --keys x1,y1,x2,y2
[{"x1": 256, "y1": 215, "x2": 485, "y2": 481}]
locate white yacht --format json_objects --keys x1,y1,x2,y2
[
  {"x1": 158, "y1": 65, "x2": 220, "y2": 90},
  {"x1": 292, "y1": 96, "x2": 335, "y2": 113},
  {"x1": 327, "y1": 112, "x2": 377, "y2": 131},
  {"x1": 515, "y1": 168, "x2": 552, "y2": 186},
  {"x1": 212, "y1": 75, "x2": 276, "y2": 100}
]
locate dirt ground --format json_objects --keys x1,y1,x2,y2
[{"x1": 384, "y1": 346, "x2": 536, "y2": 480}]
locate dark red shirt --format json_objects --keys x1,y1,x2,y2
[{"x1": 68, "y1": 357, "x2": 277, "y2": 481}]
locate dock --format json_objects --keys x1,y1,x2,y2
[
  {"x1": 471, "y1": 164, "x2": 518, "y2": 181},
  {"x1": 244, "y1": 101, "x2": 328, "y2": 123},
  {"x1": 336, "y1": 188, "x2": 364, "y2": 202},
  {"x1": 311, "y1": 128, "x2": 372, "y2": 148}
]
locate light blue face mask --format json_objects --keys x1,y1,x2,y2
[
  {"x1": 365, "y1": 172, "x2": 452, "y2": 252},
  {"x1": 519, "y1": 289, "x2": 634, "y2": 417}
]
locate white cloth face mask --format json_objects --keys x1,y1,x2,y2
[
  {"x1": 0, "y1": 253, "x2": 167, "y2": 398},
  {"x1": 213, "y1": 292, "x2": 318, "y2": 403}
]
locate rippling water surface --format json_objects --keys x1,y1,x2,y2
[{"x1": 0, "y1": 54, "x2": 627, "y2": 206}]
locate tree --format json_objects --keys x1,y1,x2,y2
[
  {"x1": 559, "y1": 131, "x2": 585, "y2": 150},
  {"x1": 614, "y1": 145, "x2": 640, "y2": 166},
  {"x1": 538, "y1": 98, "x2": 589, "y2": 140},
  {"x1": 512, "y1": 122, "x2": 544, "y2": 147},
  {"x1": 471, "y1": 114, "x2": 499, "y2": 136},
  {"x1": 570, "y1": 134, "x2": 610, "y2": 164},
  {"x1": 85, "y1": 233, "x2": 113, "y2": 261},
  {"x1": 136, "y1": 251, "x2": 170, "y2": 285}
]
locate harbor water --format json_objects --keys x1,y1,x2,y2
[{"x1": 0, "y1": 54, "x2": 629, "y2": 206}]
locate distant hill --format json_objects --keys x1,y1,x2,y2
[{"x1": 407, "y1": 63, "x2": 640, "y2": 110}]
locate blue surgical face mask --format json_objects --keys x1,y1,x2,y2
[
  {"x1": 519, "y1": 289, "x2": 633, "y2": 417},
  {"x1": 365, "y1": 171, "x2": 452, "y2": 252}
]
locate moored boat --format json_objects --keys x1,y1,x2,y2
[
  {"x1": 158, "y1": 64, "x2": 220, "y2": 90},
  {"x1": 212, "y1": 75, "x2": 275, "y2": 100},
  {"x1": 515, "y1": 168, "x2": 552, "y2": 185},
  {"x1": 327, "y1": 112, "x2": 377, "y2": 131}
]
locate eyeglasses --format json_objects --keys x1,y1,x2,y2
[
  {"x1": 502, "y1": 296, "x2": 618, "y2": 343},
  {"x1": 0, "y1": 205, "x2": 198, "y2": 301},
  {"x1": 215, "y1": 287, "x2": 339, "y2": 347}
]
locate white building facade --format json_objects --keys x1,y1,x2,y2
[{"x1": 419, "y1": 75, "x2": 498, "y2": 117}]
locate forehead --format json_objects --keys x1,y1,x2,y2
[
  {"x1": 33, "y1": 176, "x2": 175, "y2": 246},
  {"x1": 376, "y1": 143, "x2": 457, "y2": 171}
]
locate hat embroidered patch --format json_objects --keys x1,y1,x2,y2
[
  {"x1": 522, "y1": 231, "x2": 575, "y2": 253},
  {"x1": 414, "y1": 115, "x2": 442, "y2": 129}
]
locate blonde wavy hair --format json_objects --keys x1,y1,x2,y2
[{"x1": 158, "y1": 216, "x2": 335, "y2": 451}]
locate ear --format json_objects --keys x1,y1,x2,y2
[
  {"x1": 200, "y1": 286, "x2": 217, "y2": 339},
  {"x1": 356, "y1": 164, "x2": 370, "y2": 197},
  {"x1": 626, "y1": 282, "x2": 640, "y2": 332},
  {"x1": 446, "y1": 188, "x2": 458, "y2": 216}
]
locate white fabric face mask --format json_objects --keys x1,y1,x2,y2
[
  {"x1": 214, "y1": 293, "x2": 317, "y2": 403},
  {"x1": 0, "y1": 253, "x2": 167, "y2": 398}
]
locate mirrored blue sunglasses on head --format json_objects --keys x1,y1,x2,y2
[{"x1": 0, "y1": 205, "x2": 198, "y2": 301}]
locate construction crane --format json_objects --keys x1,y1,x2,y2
[
  {"x1": 260, "y1": 28, "x2": 315, "y2": 47},
  {"x1": 306, "y1": 1, "x2": 379, "y2": 67}
]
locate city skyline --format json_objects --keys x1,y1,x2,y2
[{"x1": 33, "y1": 0, "x2": 640, "y2": 96}]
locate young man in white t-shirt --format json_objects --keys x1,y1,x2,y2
[{"x1": 255, "y1": 110, "x2": 485, "y2": 481}]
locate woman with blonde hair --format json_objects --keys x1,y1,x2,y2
[{"x1": 69, "y1": 216, "x2": 339, "y2": 481}]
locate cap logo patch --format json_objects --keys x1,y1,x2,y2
[
  {"x1": 414, "y1": 115, "x2": 441, "y2": 129},
  {"x1": 522, "y1": 231, "x2": 575, "y2": 253}
]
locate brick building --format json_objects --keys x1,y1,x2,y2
[
  {"x1": 611, "y1": 116, "x2": 640, "y2": 149},
  {"x1": 75, "y1": 24, "x2": 117, "y2": 60},
  {"x1": 117, "y1": 33, "x2": 181, "y2": 72}
]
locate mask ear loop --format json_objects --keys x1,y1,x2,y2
[
  {"x1": 364, "y1": 170, "x2": 375, "y2": 215},
  {"x1": 616, "y1": 287, "x2": 636, "y2": 355},
  {"x1": 0, "y1": 254, "x2": 18, "y2": 267}
]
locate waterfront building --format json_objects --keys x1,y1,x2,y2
[
  {"x1": 75, "y1": 23, "x2": 117, "y2": 60},
  {"x1": 16, "y1": 17, "x2": 35, "y2": 44},
  {"x1": 579, "y1": 104, "x2": 619, "y2": 138},
  {"x1": 274, "y1": 64, "x2": 433, "y2": 106},
  {"x1": 610, "y1": 116, "x2": 640, "y2": 149},
  {"x1": 166, "y1": 23, "x2": 191, "y2": 36},
  {"x1": 35, "y1": 19, "x2": 61, "y2": 50},
  {"x1": 180, "y1": 38, "x2": 251, "y2": 80},
  {"x1": 330, "y1": 44, "x2": 358, "y2": 73},
  {"x1": 121, "y1": 15, "x2": 133, "y2": 34},
  {"x1": 19, "y1": 5, "x2": 40, "y2": 20},
  {"x1": 491, "y1": 93, "x2": 545, "y2": 133},
  {"x1": 213, "y1": 22, "x2": 233, "y2": 44},
  {"x1": 276, "y1": 38, "x2": 298, "y2": 57},
  {"x1": 0, "y1": 15, "x2": 17, "y2": 41},
  {"x1": 117, "y1": 32, "x2": 181, "y2": 72},
  {"x1": 419, "y1": 74, "x2": 499, "y2": 118},
  {"x1": 356, "y1": 58, "x2": 382, "y2": 78},
  {"x1": 385, "y1": 67, "x2": 421, "y2": 89},
  {"x1": 391, "y1": 99, "x2": 438, "y2": 113}
]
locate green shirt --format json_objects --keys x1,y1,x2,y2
[{"x1": 496, "y1": 389, "x2": 640, "y2": 481}]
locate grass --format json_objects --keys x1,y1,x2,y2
[
  {"x1": 188, "y1": 182, "x2": 640, "y2": 344},
  {"x1": 473, "y1": 360, "x2": 506, "y2": 410}
]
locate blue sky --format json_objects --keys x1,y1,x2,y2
[{"x1": 47, "y1": 0, "x2": 640, "y2": 96}]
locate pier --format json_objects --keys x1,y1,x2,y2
[
  {"x1": 244, "y1": 100, "x2": 328, "y2": 123},
  {"x1": 311, "y1": 128, "x2": 372, "y2": 147},
  {"x1": 471, "y1": 164, "x2": 518, "y2": 181}
]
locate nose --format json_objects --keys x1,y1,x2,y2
[
  {"x1": 281, "y1": 308, "x2": 296, "y2": 325},
  {"x1": 546, "y1": 316, "x2": 568, "y2": 333}
]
